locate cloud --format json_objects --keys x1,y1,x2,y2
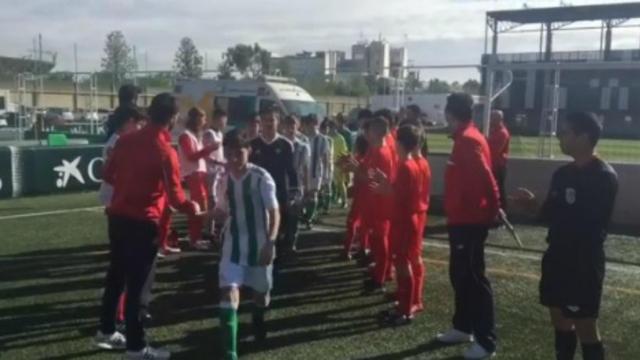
[{"x1": 0, "y1": 0, "x2": 635, "y2": 80}]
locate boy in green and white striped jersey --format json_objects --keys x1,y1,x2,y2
[{"x1": 213, "y1": 129, "x2": 281, "y2": 360}]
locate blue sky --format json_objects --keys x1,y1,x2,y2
[{"x1": 1, "y1": 0, "x2": 637, "y2": 81}]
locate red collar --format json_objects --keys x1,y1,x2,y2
[
  {"x1": 143, "y1": 123, "x2": 172, "y2": 142},
  {"x1": 452, "y1": 121, "x2": 475, "y2": 140}
]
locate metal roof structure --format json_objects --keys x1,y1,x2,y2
[{"x1": 487, "y1": 2, "x2": 640, "y2": 24}]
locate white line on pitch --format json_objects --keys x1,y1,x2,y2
[{"x1": 0, "y1": 206, "x2": 104, "y2": 220}]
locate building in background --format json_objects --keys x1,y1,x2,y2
[
  {"x1": 390, "y1": 47, "x2": 408, "y2": 79},
  {"x1": 272, "y1": 51, "x2": 346, "y2": 83},
  {"x1": 483, "y1": 2, "x2": 640, "y2": 139}
]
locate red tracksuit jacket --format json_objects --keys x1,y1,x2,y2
[
  {"x1": 445, "y1": 122, "x2": 499, "y2": 226},
  {"x1": 488, "y1": 123, "x2": 510, "y2": 171},
  {"x1": 103, "y1": 124, "x2": 195, "y2": 222}
]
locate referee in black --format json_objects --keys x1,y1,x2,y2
[{"x1": 513, "y1": 112, "x2": 618, "y2": 360}]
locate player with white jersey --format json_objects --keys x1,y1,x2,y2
[
  {"x1": 301, "y1": 114, "x2": 331, "y2": 227},
  {"x1": 281, "y1": 115, "x2": 310, "y2": 251},
  {"x1": 178, "y1": 107, "x2": 218, "y2": 250},
  {"x1": 203, "y1": 109, "x2": 227, "y2": 202},
  {"x1": 213, "y1": 129, "x2": 280, "y2": 360}
]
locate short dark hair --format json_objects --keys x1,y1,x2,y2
[
  {"x1": 248, "y1": 112, "x2": 260, "y2": 123},
  {"x1": 148, "y1": 93, "x2": 179, "y2": 126},
  {"x1": 283, "y1": 114, "x2": 299, "y2": 126},
  {"x1": 357, "y1": 109, "x2": 374, "y2": 120},
  {"x1": 565, "y1": 112, "x2": 602, "y2": 147},
  {"x1": 445, "y1": 92, "x2": 474, "y2": 122},
  {"x1": 213, "y1": 109, "x2": 227, "y2": 119},
  {"x1": 105, "y1": 105, "x2": 145, "y2": 138},
  {"x1": 259, "y1": 105, "x2": 279, "y2": 117},
  {"x1": 186, "y1": 107, "x2": 205, "y2": 131},
  {"x1": 118, "y1": 84, "x2": 140, "y2": 106},
  {"x1": 374, "y1": 108, "x2": 395, "y2": 127},
  {"x1": 223, "y1": 128, "x2": 251, "y2": 150},
  {"x1": 303, "y1": 113, "x2": 319, "y2": 125},
  {"x1": 396, "y1": 125, "x2": 421, "y2": 152},
  {"x1": 406, "y1": 104, "x2": 421, "y2": 116},
  {"x1": 363, "y1": 116, "x2": 389, "y2": 137}
]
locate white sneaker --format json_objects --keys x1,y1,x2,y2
[
  {"x1": 463, "y1": 342, "x2": 495, "y2": 359},
  {"x1": 156, "y1": 252, "x2": 166, "y2": 259},
  {"x1": 94, "y1": 330, "x2": 126, "y2": 350},
  {"x1": 436, "y1": 328, "x2": 474, "y2": 344},
  {"x1": 193, "y1": 240, "x2": 211, "y2": 250},
  {"x1": 164, "y1": 246, "x2": 181, "y2": 254},
  {"x1": 125, "y1": 346, "x2": 171, "y2": 360}
]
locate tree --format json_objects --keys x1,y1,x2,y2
[
  {"x1": 462, "y1": 79, "x2": 482, "y2": 94},
  {"x1": 174, "y1": 37, "x2": 203, "y2": 79},
  {"x1": 101, "y1": 31, "x2": 137, "y2": 87},
  {"x1": 220, "y1": 43, "x2": 271, "y2": 79},
  {"x1": 425, "y1": 78, "x2": 450, "y2": 94},
  {"x1": 217, "y1": 60, "x2": 234, "y2": 80}
]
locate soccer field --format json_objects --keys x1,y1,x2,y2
[
  {"x1": 1, "y1": 193, "x2": 639, "y2": 360},
  {"x1": 425, "y1": 133, "x2": 640, "y2": 163}
]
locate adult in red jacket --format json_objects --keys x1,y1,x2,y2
[
  {"x1": 95, "y1": 93, "x2": 199, "y2": 360},
  {"x1": 488, "y1": 110, "x2": 511, "y2": 210},
  {"x1": 436, "y1": 93, "x2": 500, "y2": 360}
]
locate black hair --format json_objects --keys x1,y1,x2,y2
[
  {"x1": 259, "y1": 105, "x2": 279, "y2": 117},
  {"x1": 283, "y1": 114, "x2": 299, "y2": 126},
  {"x1": 354, "y1": 134, "x2": 368, "y2": 157},
  {"x1": 186, "y1": 107, "x2": 205, "y2": 132},
  {"x1": 213, "y1": 109, "x2": 227, "y2": 119},
  {"x1": 363, "y1": 116, "x2": 389, "y2": 137},
  {"x1": 303, "y1": 113, "x2": 319, "y2": 125},
  {"x1": 564, "y1": 111, "x2": 602, "y2": 147},
  {"x1": 118, "y1": 84, "x2": 141, "y2": 106},
  {"x1": 223, "y1": 128, "x2": 251, "y2": 149},
  {"x1": 105, "y1": 105, "x2": 145, "y2": 139},
  {"x1": 373, "y1": 108, "x2": 395, "y2": 127},
  {"x1": 396, "y1": 125, "x2": 420, "y2": 153},
  {"x1": 148, "y1": 93, "x2": 179, "y2": 126},
  {"x1": 357, "y1": 109, "x2": 374, "y2": 120},
  {"x1": 407, "y1": 104, "x2": 421, "y2": 116},
  {"x1": 445, "y1": 92, "x2": 474, "y2": 122}
]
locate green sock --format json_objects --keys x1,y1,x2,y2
[{"x1": 219, "y1": 305, "x2": 238, "y2": 360}]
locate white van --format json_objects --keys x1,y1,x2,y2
[{"x1": 174, "y1": 76, "x2": 326, "y2": 129}]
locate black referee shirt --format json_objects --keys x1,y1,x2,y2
[
  {"x1": 249, "y1": 135, "x2": 299, "y2": 204},
  {"x1": 540, "y1": 157, "x2": 618, "y2": 257}
]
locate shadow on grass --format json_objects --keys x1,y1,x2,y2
[
  {"x1": 0, "y1": 244, "x2": 108, "y2": 352},
  {"x1": 355, "y1": 340, "x2": 463, "y2": 360},
  {"x1": 1, "y1": 225, "x2": 449, "y2": 359}
]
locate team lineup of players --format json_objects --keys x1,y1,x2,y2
[{"x1": 95, "y1": 85, "x2": 618, "y2": 360}]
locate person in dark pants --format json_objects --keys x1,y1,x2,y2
[
  {"x1": 94, "y1": 93, "x2": 199, "y2": 360},
  {"x1": 249, "y1": 107, "x2": 299, "y2": 261},
  {"x1": 512, "y1": 112, "x2": 618, "y2": 360},
  {"x1": 436, "y1": 93, "x2": 500, "y2": 360},
  {"x1": 488, "y1": 110, "x2": 511, "y2": 210}
]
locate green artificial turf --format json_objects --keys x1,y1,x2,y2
[{"x1": 1, "y1": 193, "x2": 639, "y2": 359}]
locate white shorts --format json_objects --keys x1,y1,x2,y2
[{"x1": 219, "y1": 260, "x2": 273, "y2": 294}]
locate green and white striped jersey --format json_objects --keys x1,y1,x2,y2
[{"x1": 215, "y1": 164, "x2": 279, "y2": 266}]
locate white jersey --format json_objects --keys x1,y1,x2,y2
[
  {"x1": 203, "y1": 128, "x2": 225, "y2": 168},
  {"x1": 98, "y1": 133, "x2": 120, "y2": 206},
  {"x1": 178, "y1": 130, "x2": 207, "y2": 178},
  {"x1": 291, "y1": 137, "x2": 310, "y2": 197},
  {"x1": 307, "y1": 133, "x2": 331, "y2": 191},
  {"x1": 216, "y1": 164, "x2": 279, "y2": 266}
]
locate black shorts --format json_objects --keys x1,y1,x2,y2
[{"x1": 539, "y1": 251, "x2": 604, "y2": 319}]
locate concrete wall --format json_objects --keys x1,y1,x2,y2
[{"x1": 427, "y1": 154, "x2": 640, "y2": 227}]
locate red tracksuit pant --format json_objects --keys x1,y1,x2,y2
[
  {"x1": 392, "y1": 212, "x2": 427, "y2": 317},
  {"x1": 186, "y1": 172, "x2": 209, "y2": 244},
  {"x1": 363, "y1": 214, "x2": 390, "y2": 285}
]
